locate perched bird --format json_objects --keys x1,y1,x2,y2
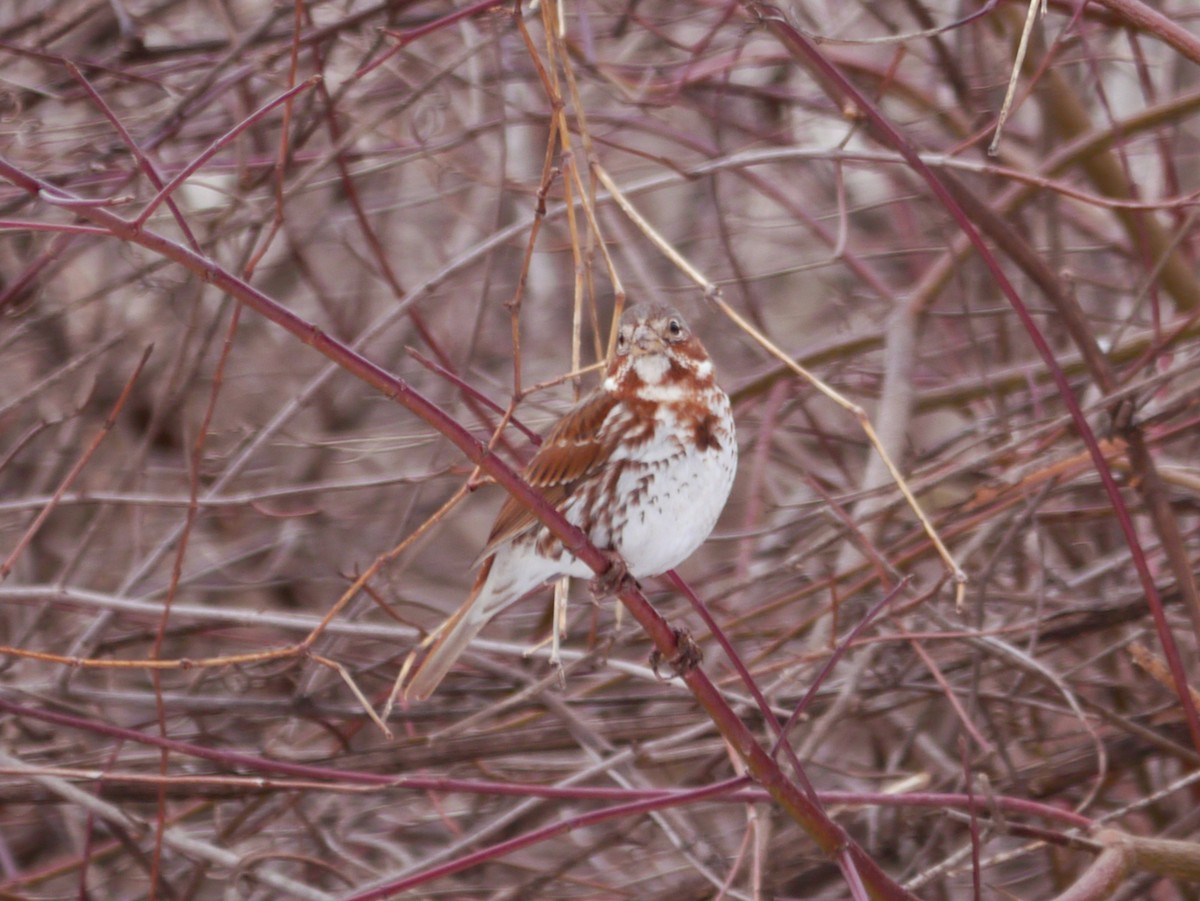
[{"x1": 405, "y1": 303, "x2": 737, "y2": 700}]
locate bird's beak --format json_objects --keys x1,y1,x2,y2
[{"x1": 630, "y1": 324, "x2": 665, "y2": 355}]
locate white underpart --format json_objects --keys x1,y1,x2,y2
[
  {"x1": 628, "y1": 382, "x2": 692, "y2": 403},
  {"x1": 484, "y1": 350, "x2": 735, "y2": 603},
  {"x1": 569, "y1": 350, "x2": 736, "y2": 578},
  {"x1": 604, "y1": 394, "x2": 736, "y2": 576}
]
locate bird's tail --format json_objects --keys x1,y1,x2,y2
[{"x1": 403, "y1": 557, "x2": 498, "y2": 701}]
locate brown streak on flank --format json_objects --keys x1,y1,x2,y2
[{"x1": 692, "y1": 412, "x2": 722, "y2": 452}]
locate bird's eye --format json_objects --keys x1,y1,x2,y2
[
  {"x1": 616, "y1": 330, "x2": 629, "y2": 351},
  {"x1": 667, "y1": 318, "x2": 683, "y2": 338}
]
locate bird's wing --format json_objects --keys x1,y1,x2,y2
[
  {"x1": 407, "y1": 392, "x2": 619, "y2": 701},
  {"x1": 481, "y1": 388, "x2": 619, "y2": 555}
]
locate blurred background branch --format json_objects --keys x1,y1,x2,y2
[{"x1": 1, "y1": 1, "x2": 1199, "y2": 898}]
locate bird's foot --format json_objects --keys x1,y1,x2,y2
[
  {"x1": 649, "y1": 628, "x2": 703, "y2": 680},
  {"x1": 589, "y1": 549, "x2": 633, "y2": 598}
]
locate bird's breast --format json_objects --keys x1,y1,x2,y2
[{"x1": 578, "y1": 390, "x2": 736, "y2": 578}]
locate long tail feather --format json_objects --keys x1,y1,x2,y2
[{"x1": 404, "y1": 557, "x2": 497, "y2": 701}]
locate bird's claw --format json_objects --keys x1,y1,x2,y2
[
  {"x1": 649, "y1": 628, "x2": 703, "y2": 680},
  {"x1": 589, "y1": 549, "x2": 632, "y2": 597}
]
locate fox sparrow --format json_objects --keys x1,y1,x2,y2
[{"x1": 405, "y1": 303, "x2": 737, "y2": 700}]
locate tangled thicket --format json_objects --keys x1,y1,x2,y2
[{"x1": 1, "y1": 1, "x2": 1199, "y2": 899}]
